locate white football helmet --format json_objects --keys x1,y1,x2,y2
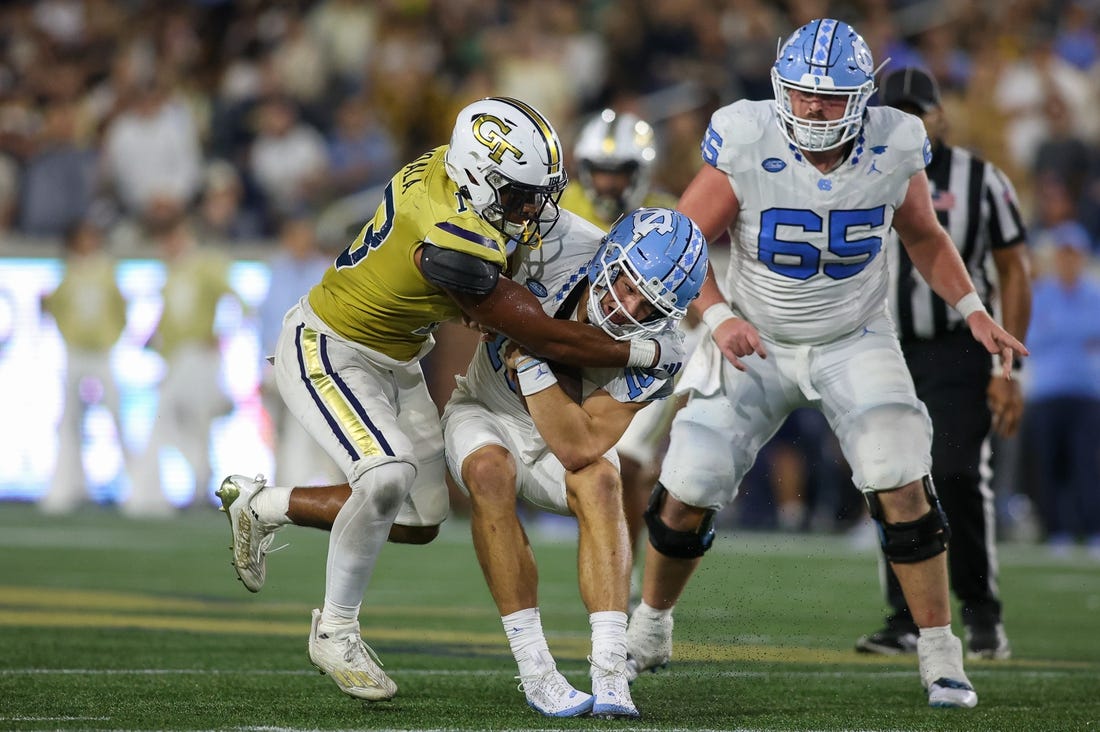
[
  {"x1": 445, "y1": 96, "x2": 568, "y2": 247},
  {"x1": 771, "y1": 18, "x2": 878, "y2": 152},
  {"x1": 574, "y1": 109, "x2": 657, "y2": 223}
]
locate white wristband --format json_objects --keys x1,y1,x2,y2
[
  {"x1": 627, "y1": 338, "x2": 658, "y2": 368},
  {"x1": 701, "y1": 302, "x2": 737, "y2": 333},
  {"x1": 516, "y1": 357, "x2": 558, "y2": 396},
  {"x1": 954, "y1": 292, "x2": 987, "y2": 319}
]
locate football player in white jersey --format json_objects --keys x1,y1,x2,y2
[
  {"x1": 562, "y1": 108, "x2": 705, "y2": 602},
  {"x1": 623, "y1": 19, "x2": 1028, "y2": 710},
  {"x1": 215, "y1": 97, "x2": 688, "y2": 705},
  {"x1": 442, "y1": 207, "x2": 708, "y2": 718}
]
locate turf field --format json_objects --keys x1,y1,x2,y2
[{"x1": 0, "y1": 502, "x2": 1097, "y2": 731}]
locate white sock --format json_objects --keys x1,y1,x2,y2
[
  {"x1": 251, "y1": 484, "x2": 291, "y2": 524},
  {"x1": 634, "y1": 600, "x2": 674, "y2": 622},
  {"x1": 503, "y1": 608, "x2": 554, "y2": 678},
  {"x1": 320, "y1": 599, "x2": 359, "y2": 632},
  {"x1": 919, "y1": 624, "x2": 952, "y2": 640},
  {"x1": 589, "y1": 610, "x2": 628, "y2": 669}
]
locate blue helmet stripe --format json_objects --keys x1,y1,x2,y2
[{"x1": 811, "y1": 18, "x2": 837, "y2": 77}]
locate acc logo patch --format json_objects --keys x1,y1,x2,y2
[
  {"x1": 762, "y1": 157, "x2": 787, "y2": 173},
  {"x1": 526, "y1": 279, "x2": 548, "y2": 297}
]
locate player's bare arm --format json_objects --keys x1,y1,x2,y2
[
  {"x1": 893, "y1": 170, "x2": 1028, "y2": 373},
  {"x1": 676, "y1": 163, "x2": 766, "y2": 371},
  {"x1": 987, "y1": 242, "x2": 1032, "y2": 436},
  {"x1": 503, "y1": 344, "x2": 643, "y2": 471}
]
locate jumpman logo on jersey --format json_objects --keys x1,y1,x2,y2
[
  {"x1": 867, "y1": 159, "x2": 882, "y2": 175},
  {"x1": 860, "y1": 325, "x2": 876, "y2": 337}
]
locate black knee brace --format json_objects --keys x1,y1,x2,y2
[
  {"x1": 865, "y1": 475, "x2": 951, "y2": 564},
  {"x1": 644, "y1": 483, "x2": 716, "y2": 559}
]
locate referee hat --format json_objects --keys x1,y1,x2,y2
[{"x1": 880, "y1": 67, "x2": 941, "y2": 112}]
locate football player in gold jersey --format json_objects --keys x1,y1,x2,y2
[
  {"x1": 560, "y1": 108, "x2": 677, "y2": 230},
  {"x1": 215, "y1": 97, "x2": 687, "y2": 703}
]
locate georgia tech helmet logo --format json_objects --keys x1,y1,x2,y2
[{"x1": 472, "y1": 114, "x2": 524, "y2": 164}]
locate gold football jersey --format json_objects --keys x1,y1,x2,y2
[
  {"x1": 309, "y1": 146, "x2": 511, "y2": 362},
  {"x1": 42, "y1": 251, "x2": 127, "y2": 352},
  {"x1": 559, "y1": 182, "x2": 678, "y2": 231}
]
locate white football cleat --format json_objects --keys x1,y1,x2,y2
[
  {"x1": 517, "y1": 669, "x2": 594, "y2": 717},
  {"x1": 308, "y1": 609, "x2": 397, "y2": 701},
  {"x1": 216, "y1": 474, "x2": 283, "y2": 592},
  {"x1": 590, "y1": 657, "x2": 640, "y2": 719},
  {"x1": 918, "y1": 631, "x2": 978, "y2": 708},
  {"x1": 624, "y1": 606, "x2": 673, "y2": 681}
]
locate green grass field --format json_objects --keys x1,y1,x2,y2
[{"x1": 0, "y1": 502, "x2": 1097, "y2": 731}]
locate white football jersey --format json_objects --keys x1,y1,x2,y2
[
  {"x1": 460, "y1": 209, "x2": 675, "y2": 424},
  {"x1": 704, "y1": 100, "x2": 928, "y2": 344}
]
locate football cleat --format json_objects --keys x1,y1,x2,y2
[
  {"x1": 918, "y1": 632, "x2": 978, "y2": 708},
  {"x1": 855, "y1": 624, "x2": 919, "y2": 655},
  {"x1": 308, "y1": 609, "x2": 397, "y2": 701},
  {"x1": 965, "y1": 623, "x2": 1011, "y2": 660},
  {"x1": 624, "y1": 607, "x2": 673, "y2": 681},
  {"x1": 516, "y1": 669, "x2": 594, "y2": 717},
  {"x1": 590, "y1": 657, "x2": 640, "y2": 719},
  {"x1": 216, "y1": 474, "x2": 284, "y2": 592}
]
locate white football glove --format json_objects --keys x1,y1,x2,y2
[{"x1": 642, "y1": 327, "x2": 686, "y2": 380}]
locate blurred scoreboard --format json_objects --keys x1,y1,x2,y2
[{"x1": 0, "y1": 257, "x2": 274, "y2": 507}]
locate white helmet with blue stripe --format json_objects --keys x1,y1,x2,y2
[
  {"x1": 586, "y1": 207, "x2": 708, "y2": 340},
  {"x1": 771, "y1": 18, "x2": 878, "y2": 152}
]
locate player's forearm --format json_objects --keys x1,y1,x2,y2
[
  {"x1": 687, "y1": 269, "x2": 728, "y2": 319},
  {"x1": 515, "y1": 320, "x2": 633, "y2": 368},
  {"x1": 994, "y1": 246, "x2": 1033, "y2": 341},
  {"x1": 905, "y1": 233, "x2": 978, "y2": 309},
  {"x1": 524, "y1": 390, "x2": 611, "y2": 471}
]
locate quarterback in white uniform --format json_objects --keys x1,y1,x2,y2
[
  {"x1": 624, "y1": 18, "x2": 1028, "y2": 710},
  {"x1": 443, "y1": 207, "x2": 708, "y2": 719}
]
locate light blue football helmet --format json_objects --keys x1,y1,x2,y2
[
  {"x1": 586, "y1": 207, "x2": 708, "y2": 340},
  {"x1": 771, "y1": 18, "x2": 878, "y2": 151}
]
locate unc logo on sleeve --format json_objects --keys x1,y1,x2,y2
[
  {"x1": 762, "y1": 157, "x2": 787, "y2": 173},
  {"x1": 525, "y1": 279, "x2": 547, "y2": 297},
  {"x1": 473, "y1": 114, "x2": 524, "y2": 164},
  {"x1": 631, "y1": 207, "x2": 675, "y2": 236}
]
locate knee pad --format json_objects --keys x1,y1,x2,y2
[
  {"x1": 644, "y1": 483, "x2": 716, "y2": 559},
  {"x1": 349, "y1": 460, "x2": 416, "y2": 519},
  {"x1": 865, "y1": 475, "x2": 951, "y2": 564}
]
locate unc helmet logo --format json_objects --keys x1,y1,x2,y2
[
  {"x1": 472, "y1": 114, "x2": 525, "y2": 165},
  {"x1": 631, "y1": 207, "x2": 675, "y2": 237},
  {"x1": 852, "y1": 36, "x2": 874, "y2": 75}
]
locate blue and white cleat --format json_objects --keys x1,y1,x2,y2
[
  {"x1": 918, "y1": 632, "x2": 979, "y2": 708},
  {"x1": 590, "y1": 658, "x2": 640, "y2": 719},
  {"x1": 518, "y1": 669, "x2": 594, "y2": 717}
]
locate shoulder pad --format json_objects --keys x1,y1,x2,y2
[
  {"x1": 706, "y1": 100, "x2": 770, "y2": 172},
  {"x1": 864, "y1": 107, "x2": 929, "y2": 178},
  {"x1": 420, "y1": 243, "x2": 500, "y2": 296}
]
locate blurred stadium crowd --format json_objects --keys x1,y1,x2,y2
[{"x1": 1, "y1": 0, "x2": 1098, "y2": 551}]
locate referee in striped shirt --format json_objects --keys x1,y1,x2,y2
[{"x1": 855, "y1": 67, "x2": 1033, "y2": 660}]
